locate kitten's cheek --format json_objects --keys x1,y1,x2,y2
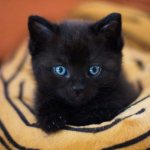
[{"x1": 57, "y1": 89, "x2": 69, "y2": 101}]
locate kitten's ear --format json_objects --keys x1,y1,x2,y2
[
  {"x1": 28, "y1": 15, "x2": 59, "y2": 39},
  {"x1": 91, "y1": 13, "x2": 122, "y2": 36},
  {"x1": 28, "y1": 16, "x2": 59, "y2": 56},
  {"x1": 91, "y1": 13, "x2": 123, "y2": 52}
]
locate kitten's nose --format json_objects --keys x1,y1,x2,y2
[{"x1": 72, "y1": 84, "x2": 84, "y2": 96}]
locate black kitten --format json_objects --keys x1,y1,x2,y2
[{"x1": 28, "y1": 13, "x2": 139, "y2": 133}]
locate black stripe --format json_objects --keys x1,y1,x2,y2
[
  {"x1": 64, "y1": 108, "x2": 145, "y2": 133},
  {"x1": 1, "y1": 79, "x2": 36, "y2": 127},
  {"x1": 7, "y1": 53, "x2": 28, "y2": 83},
  {"x1": 0, "y1": 136, "x2": 12, "y2": 150},
  {"x1": 0, "y1": 55, "x2": 37, "y2": 128},
  {"x1": 125, "y1": 95, "x2": 150, "y2": 110},
  {"x1": 0, "y1": 120, "x2": 39, "y2": 150},
  {"x1": 103, "y1": 130, "x2": 150, "y2": 150},
  {"x1": 18, "y1": 81, "x2": 35, "y2": 115},
  {"x1": 134, "y1": 58, "x2": 145, "y2": 70}
]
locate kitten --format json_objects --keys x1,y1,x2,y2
[{"x1": 28, "y1": 13, "x2": 139, "y2": 133}]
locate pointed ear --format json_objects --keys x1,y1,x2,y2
[
  {"x1": 28, "y1": 15, "x2": 59, "y2": 56},
  {"x1": 91, "y1": 13, "x2": 123, "y2": 52},
  {"x1": 91, "y1": 13, "x2": 122, "y2": 36},
  {"x1": 28, "y1": 15, "x2": 59, "y2": 40}
]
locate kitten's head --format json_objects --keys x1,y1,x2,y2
[{"x1": 28, "y1": 13, "x2": 123, "y2": 106}]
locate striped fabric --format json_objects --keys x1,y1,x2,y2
[{"x1": 0, "y1": 2, "x2": 150, "y2": 150}]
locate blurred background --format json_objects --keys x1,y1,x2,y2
[{"x1": 0, "y1": 0, "x2": 150, "y2": 62}]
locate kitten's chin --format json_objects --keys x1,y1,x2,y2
[{"x1": 66, "y1": 96, "x2": 89, "y2": 107}]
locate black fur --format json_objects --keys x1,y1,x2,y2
[{"x1": 28, "y1": 13, "x2": 139, "y2": 133}]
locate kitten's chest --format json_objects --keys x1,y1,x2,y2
[
  {"x1": 66, "y1": 98, "x2": 123, "y2": 126},
  {"x1": 67, "y1": 102, "x2": 111, "y2": 126}
]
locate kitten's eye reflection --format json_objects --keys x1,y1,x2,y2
[
  {"x1": 88, "y1": 65, "x2": 101, "y2": 77},
  {"x1": 53, "y1": 66, "x2": 68, "y2": 77}
]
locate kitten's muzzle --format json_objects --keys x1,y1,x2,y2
[{"x1": 72, "y1": 84, "x2": 84, "y2": 97}]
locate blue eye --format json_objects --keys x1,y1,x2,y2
[
  {"x1": 88, "y1": 65, "x2": 101, "y2": 77},
  {"x1": 53, "y1": 66, "x2": 68, "y2": 76}
]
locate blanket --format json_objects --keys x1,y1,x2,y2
[{"x1": 0, "y1": 2, "x2": 150, "y2": 150}]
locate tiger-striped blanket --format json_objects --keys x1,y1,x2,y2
[{"x1": 0, "y1": 2, "x2": 150, "y2": 150}]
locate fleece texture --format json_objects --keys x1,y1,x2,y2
[{"x1": 0, "y1": 2, "x2": 150, "y2": 150}]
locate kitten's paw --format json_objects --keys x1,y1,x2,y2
[{"x1": 38, "y1": 115, "x2": 67, "y2": 133}]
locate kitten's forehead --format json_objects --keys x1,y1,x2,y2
[
  {"x1": 59, "y1": 20, "x2": 91, "y2": 39},
  {"x1": 55, "y1": 20, "x2": 92, "y2": 64},
  {"x1": 41, "y1": 20, "x2": 117, "y2": 65},
  {"x1": 51, "y1": 22, "x2": 101, "y2": 65},
  {"x1": 60, "y1": 20, "x2": 91, "y2": 30}
]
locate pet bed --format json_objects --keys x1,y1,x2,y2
[{"x1": 0, "y1": 2, "x2": 150, "y2": 150}]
